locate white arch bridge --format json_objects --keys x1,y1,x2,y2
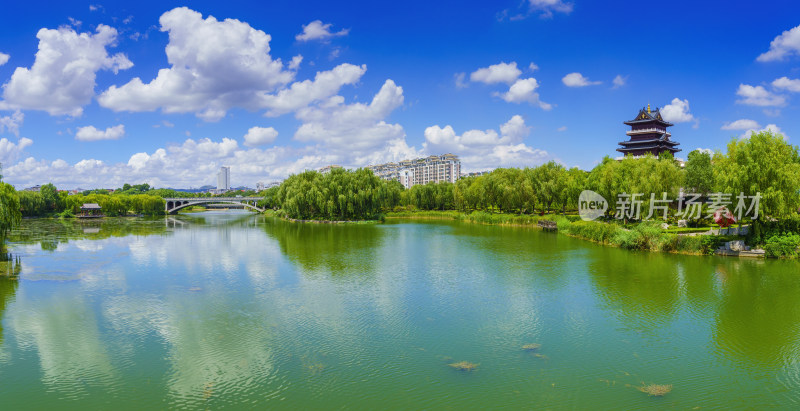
[{"x1": 164, "y1": 197, "x2": 264, "y2": 214}]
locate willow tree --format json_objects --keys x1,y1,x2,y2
[
  {"x1": 0, "y1": 168, "x2": 21, "y2": 251},
  {"x1": 714, "y1": 130, "x2": 800, "y2": 219}
]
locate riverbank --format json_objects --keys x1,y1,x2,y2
[{"x1": 385, "y1": 210, "x2": 743, "y2": 257}]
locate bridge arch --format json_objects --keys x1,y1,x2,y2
[{"x1": 164, "y1": 197, "x2": 264, "y2": 214}]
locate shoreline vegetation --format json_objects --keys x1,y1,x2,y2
[
  {"x1": 384, "y1": 210, "x2": 732, "y2": 256},
  {"x1": 2, "y1": 131, "x2": 799, "y2": 259}
]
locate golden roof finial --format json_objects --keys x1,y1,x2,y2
[{"x1": 647, "y1": 103, "x2": 651, "y2": 114}]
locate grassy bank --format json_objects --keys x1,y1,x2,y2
[{"x1": 386, "y1": 210, "x2": 739, "y2": 256}]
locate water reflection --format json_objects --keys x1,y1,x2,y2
[
  {"x1": 713, "y1": 259, "x2": 800, "y2": 368},
  {"x1": 1, "y1": 214, "x2": 800, "y2": 408},
  {"x1": 262, "y1": 217, "x2": 384, "y2": 277}
]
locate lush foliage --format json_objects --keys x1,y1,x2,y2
[
  {"x1": 0, "y1": 182, "x2": 21, "y2": 248},
  {"x1": 714, "y1": 131, "x2": 800, "y2": 219},
  {"x1": 275, "y1": 168, "x2": 401, "y2": 220},
  {"x1": 763, "y1": 233, "x2": 800, "y2": 258}
]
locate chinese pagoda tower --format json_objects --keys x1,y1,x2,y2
[{"x1": 617, "y1": 104, "x2": 681, "y2": 157}]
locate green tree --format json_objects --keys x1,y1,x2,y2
[
  {"x1": 40, "y1": 183, "x2": 61, "y2": 212},
  {"x1": 0, "y1": 171, "x2": 21, "y2": 249},
  {"x1": 684, "y1": 150, "x2": 714, "y2": 195},
  {"x1": 714, "y1": 130, "x2": 800, "y2": 219}
]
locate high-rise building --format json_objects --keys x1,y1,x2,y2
[
  {"x1": 217, "y1": 166, "x2": 231, "y2": 191},
  {"x1": 367, "y1": 154, "x2": 460, "y2": 189}
]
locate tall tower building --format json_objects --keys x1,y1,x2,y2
[
  {"x1": 617, "y1": 104, "x2": 681, "y2": 157},
  {"x1": 217, "y1": 166, "x2": 231, "y2": 191}
]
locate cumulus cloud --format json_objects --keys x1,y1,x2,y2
[
  {"x1": 0, "y1": 110, "x2": 24, "y2": 136},
  {"x1": 98, "y1": 7, "x2": 293, "y2": 121},
  {"x1": 293, "y1": 79, "x2": 418, "y2": 165},
  {"x1": 772, "y1": 76, "x2": 800, "y2": 92},
  {"x1": 0, "y1": 52, "x2": 8, "y2": 66},
  {"x1": 295, "y1": 20, "x2": 349, "y2": 42},
  {"x1": 757, "y1": 24, "x2": 800, "y2": 62},
  {"x1": 423, "y1": 115, "x2": 549, "y2": 170},
  {"x1": 721, "y1": 119, "x2": 760, "y2": 130},
  {"x1": 470, "y1": 62, "x2": 522, "y2": 85},
  {"x1": 660, "y1": 98, "x2": 696, "y2": 124},
  {"x1": 2, "y1": 136, "x2": 347, "y2": 189},
  {"x1": 562, "y1": 72, "x2": 601, "y2": 87},
  {"x1": 75, "y1": 125, "x2": 125, "y2": 141},
  {"x1": 260, "y1": 63, "x2": 366, "y2": 117},
  {"x1": 288, "y1": 55, "x2": 303, "y2": 70},
  {"x1": 0, "y1": 137, "x2": 33, "y2": 166},
  {"x1": 612, "y1": 74, "x2": 627, "y2": 88},
  {"x1": 243, "y1": 127, "x2": 278, "y2": 147},
  {"x1": 496, "y1": 78, "x2": 552, "y2": 110},
  {"x1": 0, "y1": 25, "x2": 132, "y2": 117},
  {"x1": 740, "y1": 124, "x2": 787, "y2": 140},
  {"x1": 736, "y1": 84, "x2": 786, "y2": 107}
]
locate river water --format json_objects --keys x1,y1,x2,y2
[{"x1": 1, "y1": 211, "x2": 800, "y2": 409}]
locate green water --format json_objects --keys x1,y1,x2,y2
[{"x1": 2, "y1": 211, "x2": 800, "y2": 409}]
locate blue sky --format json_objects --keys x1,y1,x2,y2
[{"x1": 0, "y1": 0, "x2": 799, "y2": 189}]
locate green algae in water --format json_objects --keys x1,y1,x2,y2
[
  {"x1": 637, "y1": 383, "x2": 672, "y2": 396},
  {"x1": 448, "y1": 361, "x2": 478, "y2": 371},
  {"x1": 522, "y1": 343, "x2": 541, "y2": 351}
]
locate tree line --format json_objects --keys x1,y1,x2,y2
[{"x1": 266, "y1": 131, "x2": 800, "y2": 221}]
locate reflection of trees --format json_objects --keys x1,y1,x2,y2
[
  {"x1": 0, "y1": 276, "x2": 18, "y2": 345},
  {"x1": 588, "y1": 248, "x2": 690, "y2": 327},
  {"x1": 7, "y1": 217, "x2": 171, "y2": 251},
  {"x1": 262, "y1": 218, "x2": 383, "y2": 276},
  {"x1": 713, "y1": 259, "x2": 800, "y2": 367}
]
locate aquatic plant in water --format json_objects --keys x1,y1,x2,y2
[
  {"x1": 637, "y1": 383, "x2": 672, "y2": 396},
  {"x1": 448, "y1": 361, "x2": 478, "y2": 371},
  {"x1": 522, "y1": 343, "x2": 541, "y2": 351}
]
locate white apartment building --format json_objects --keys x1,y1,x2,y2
[
  {"x1": 367, "y1": 154, "x2": 460, "y2": 189},
  {"x1": 217, "y1": 166, "x2": 231, "y2": 190}
]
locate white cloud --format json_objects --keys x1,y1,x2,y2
[
  {"x1": 528, "y1": 0, "x2": 574, "y2": 18},
  {"x1": 721, "y1": 119, "x2": 760, "y2": 130},
  {"x1": 0, "y1": 52, "x2": 9, "y2": 66},
  {"x1": 0, "y1": 110, "x2": 24, "y2": 136},
  {"x1": 694, "y1": 148, "x2": 713, "y2": 155},
  {"x1": 736, "y1": 84, "x2": 786, "y2": 107},
  {"x1": 757, "y1": 24, "x2": 800, "y2": 62},
  {"x1": 261, "y1": 63, "x2": 366, "y2": 117},
  {"x1": 0, "y1": 25, "x2": 132, "y2": 117},
  {"x1": 423, "y1": 115, "x2": 549, "y2": 170},
  {"x1": 243, "y1": 127, "x2": 278, "y2": 147},
  {"x1": 98, "y1": 7, "x2": 293, "y2": 122},
  {"x1": 612, "y1": 74, "x2": 627, "y2": 88},
  {"x1": 454, "y1": 72, "x2": 468, "y2": 89},
  {"x1": 293, "y1": 79, "x2": 417, "y2": 165},
  {"x1": 295, "y1": 20, "x2": 349, "y2": 42},
  {"x1": 529, "y1": 62, "x2": 539, "y2": 72},
  {"x1": 470, "y1": 62, "x2": 522, "y2": 85},
  {"x1": 557, "y1": 126, "x2": 567, "y2": 132},
  {"x1": 75, "y1": 125, "x2": 125, "y2": 141},
  {"x1": 0, "y1": 137, "x2": 33, "y2": 166},
  {"x1": 740, "y1": 124, "x2": 787, "y2": 140},
  {"x1": 2, "y1": 137, "x2": 338, "y2": 189},
  {"x1": 562, "y1": 72, "x2": 601, "y2": 87},
  {"x1": 496, "y1": 78, "x2": 552, "y2": 110},
  {"x1": 661, "y1": 98, "x2": 695, "y2": 124},
  {"x1": 772, "y1": 76, "x2": 800, "y2": 92},
  {"x1": 288, "y1": 55, "x2": 303, "y2": 70}
]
